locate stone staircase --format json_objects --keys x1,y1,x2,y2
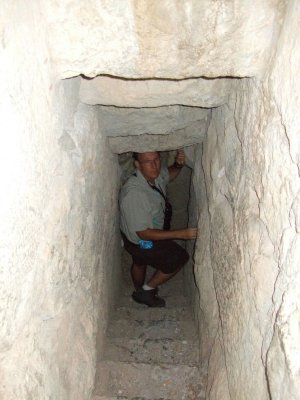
[{"x1": 92, "y1": 250, "x2": 206, "y2": 400}]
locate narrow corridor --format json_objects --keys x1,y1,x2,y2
[
  {"x1": 92, "y1": 249, "x2": 206, "y2": 400},
  {"x1": 2, "y1": 3, "x2": 300, "y2": 399}
]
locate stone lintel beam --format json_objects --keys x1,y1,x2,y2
[
  {"x1": 98, "y1": 105, "x2": 210, "y2": 137},
  {"x1": 108, "y1": 119, "x2": 209, "y2": 154},
  {"x1": 79, "y1": 76, "x2": 231, "y2": 108}
]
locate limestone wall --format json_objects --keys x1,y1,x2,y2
[
  {"x1": 194, "y1": 2, "x2": 300, "y2": 398},
  {"x1": 0, "y1": 4, "x2": 120, "y2": 399}
]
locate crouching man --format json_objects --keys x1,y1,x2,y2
[{"x1": 119, "y1": 150, "x2": 198, "y2": 307}]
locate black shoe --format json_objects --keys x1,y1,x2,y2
[
  {"x1": 134, "y1": 286, "x2": 158, "y2": 294},
  {"x1": 132, "y1": 288, "x2": 165, "y2": 308},
  {"x1": 134, "y1": 286, "x2": 159, "y2": 295}
]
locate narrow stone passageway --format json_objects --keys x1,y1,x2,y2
[
  {"x1": 92, "y1": 249, "x2": 206, "y2": 400},
  {"x1": 2, "y1": 2, "x2": 300, "y2": 400}
]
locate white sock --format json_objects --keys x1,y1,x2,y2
[{"x1": 143, "y1": 284, "x2": 154, "y2": 291}]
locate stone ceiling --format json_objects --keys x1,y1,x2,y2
[
  {"x1": 45, "y1": 0, "x2": 282, "y2": 79},
  {"x1": 79, "y1": 76, "x2": 231, "y2": 108},
  {"x1": 78, "y1": 73, "x2": 229, "y2": 152},
  {"x1": 79, "y1": 75, "x2": 224, "y2": 151},
  {"x1": 45, "y1": 0, "x2": 284, "y2": 153}
]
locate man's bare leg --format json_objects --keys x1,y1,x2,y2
[
  {"x1": 131, "y1": 266, "x2": 182, "y2": 307},
  {"x1": 131, "y1": 263, "x2": 147, "y2": 289},
  {"x1": 147, "y1": 266, "x2": 182, "y2": 289}
]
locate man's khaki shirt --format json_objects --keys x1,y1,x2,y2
[{"x1": 120, "y1": 167, "x2": 169, "y2": 244}]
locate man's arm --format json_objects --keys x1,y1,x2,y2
[
  {"x1": 137, "y1": 227, "x2": 198, "y2": 241},
  {"x1": 168, "y1": 149, "x2": 186, "y2": 181}
]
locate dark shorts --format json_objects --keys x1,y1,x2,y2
[{"x1": 121, "y1": 233, "x2": 189, "y2": 274}]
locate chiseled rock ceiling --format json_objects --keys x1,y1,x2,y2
[
  {"x1": 79, "y1": 76, "x2": 231, "y2": 108},
  {"x1": 46, "y1": 0, "x2": 281, "y2": 79},
  {"x1": 79, "y1": 76, "x2": 222, "y2": 145},
  {"x1": 45, "y1": 0, "x2": 284, "y2": 148}
]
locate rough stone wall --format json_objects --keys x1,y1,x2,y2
[
  {"x1": 0, "y1": 4, "x2": 120, "y2": 399},
  {"x1": 194, "y1": 1, "x2": 300, "y2": 398}
]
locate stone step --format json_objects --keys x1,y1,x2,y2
[
  {"x1": 94, "y1": 361, "x2": 206, "y2": 399},
  {"x1": 106, "y1": 318, "x2": 198, "y2": 340},
  {"x1": 102, "y1": 337, "x2": 199, "y2": 365},
  {"x1": 113, "y1": 305, "x2": 194, "y2": 322},
  {"x1": 116, "y1": 294, "x2": 189, "y2": 309}
]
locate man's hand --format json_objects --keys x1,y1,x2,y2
[
  {"x1": 179, "y1": 228, "x2": 198, "y2": 240},
  {"x1": 168, "y1": 149, "x2": 186, "y2": 180},
  {"x1": 137, "y1": 227, "x2": 198, "y2": 241},
  {"x1": 174, "y1": 149, "x2": 185, "y2": 167}
]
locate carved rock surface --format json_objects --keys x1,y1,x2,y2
[
  {"x1": 0, "y1": 11, "x2": 121, "y2": 397},
  {"x1": 79, "y1": 76, "x2": 231, "y2": 108},
  {"x1": 193, "y1": 2, "x2": 300, "y2": 397},
  {"x1": 109, "y1": 119, "x2": 209, "y2": 154},
  {"x1": 98, "y1": 105, "x2": 209, "y2": 137},
  {"x1": 45, "y1": 0, "x2": 283, "y2": 79}
]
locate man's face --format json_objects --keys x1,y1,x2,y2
[{"x1": 134, "y1": 152, "x2": 161, "y2": 182}]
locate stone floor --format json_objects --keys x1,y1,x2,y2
[{"x1": 92, "y1": 249, "x2": 206, "y2": 400}]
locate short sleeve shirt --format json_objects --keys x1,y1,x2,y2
[{"x1": 120, "y1": 167, "x2": 169, "y2": 244}]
